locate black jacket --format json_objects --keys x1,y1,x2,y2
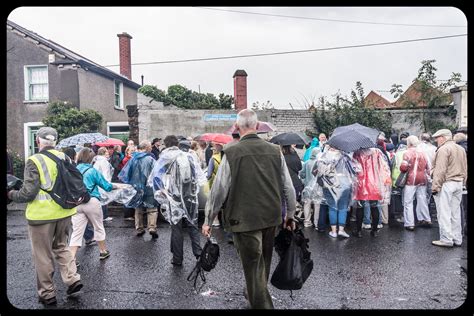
[{"x1": 284, "y1": 151, "x2": 303, "y2": 190}]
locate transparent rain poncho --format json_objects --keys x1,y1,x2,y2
[
  {"x1": 307, "y1": 149, "x2": 361, "y2": 207},
  {"x1": 98, "y1": 183, "x2": 137, "y2": 206},
  {"x1": 147, "y1": 147, "x2": 206, "y2": 227}
]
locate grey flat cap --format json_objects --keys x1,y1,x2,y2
[{"x1": 37, "y1": 127, "x2": 58, "y2": 142}]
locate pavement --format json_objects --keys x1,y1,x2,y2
[{"x1": 5, "y1": 205, "x2": 468, "y2": 310}]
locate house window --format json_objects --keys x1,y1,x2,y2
[
  {"x1": 23, "y1": 122, "x2": 44, "y2": 159},
  {"x1": 114, "y1": 80, "x2": 123, "y2": 109},
  {"x1": 24, "y1": 65, "x2": 49, "y2": 101},
  {"x1": 107, "y1": 122, "x2": 129, "y2": 143}
]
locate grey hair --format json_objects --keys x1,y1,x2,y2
[
  {"x1": 236, "y1": 109, "x2": 258, "y2": 130},
  {"x1": 406, "y1": 135, "x2": 420, "y2": 147},
  {"x1": 420, "y1": 133, "x2": 431, "y2": 142},
  {"x1": 37, "y1": 136, "x2": 56, "y2": 147},
  {"x1": 97, "y1": 147, "x2": 108, "y2": 155},
  {"x1": 138, "y1": 140, "x2": 151, "y2": 150},
  {"x1": 453, "y1": 132, "x2": 467, "y2": 143}
]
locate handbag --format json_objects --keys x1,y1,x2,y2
[{"x1": 395, "y1": 171, "x2": 408, "y2": 188}]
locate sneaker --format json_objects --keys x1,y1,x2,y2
[
  {"x1": 124, "y1": 217, "x2": 134, "y2": 221},
  {"x1": 103, "y1": 217, "x2": 113, "y2": 222},
  {"x1": 136, "y1": 230, "x2": 145, "y2": 236},
  {"x1": 338, "y1": 230, "x2": 350, "y2": 238},
  {"x1": 396, "y1": 217, "x2": 404, "y2": 223},
  {"x1": 362, "y1": 224, "x2": 371, "y2": 229},
  {"x1": 432, "y1": 240, "x2": 453, "y2": 248},
  {"x1": 150, "y1": 230, "x2": 158, "y2": 239},
  {"x1": 328, "y1": 231, "x2": 338, "y2": 238},
  {"x1": 171, "y1": 259, "x2": 182, "y2": 266},
  {"x1": 75, "y1": 260, "x2": 80, "y2": 268},
  {"x1": 304, "y1": 222, "x2": 313, "y2": 228},
  {"x1": 99, "y1": 250, "x2": 111, "y2": 260},
  {"x1": 405, "y1": 226, "x2": 415, "y2": 231},
  {"x1": 38, "y1": 296, "x2": 57, "y2": 305},
  {"x1": 66, "y1": 280, "x2": 83, "y2": 296},
  {"x1": 454, "y1": 242, "x2": 462, "y2": 247},
  {"x1": 377, "y1": 224, "x2": 383, "y2": 229}
]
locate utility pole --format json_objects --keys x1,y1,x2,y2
[
  {"x1": 141, "y1": 75, "x2": 144, "y2": 86},
  {"x1": 198, "y1": 85, "x2": 201, "y2": 93}
]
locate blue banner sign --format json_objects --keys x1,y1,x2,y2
[{"x1": 203, "y1": 114, "x2": 237, "y2": 121}]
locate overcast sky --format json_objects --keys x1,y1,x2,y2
[{"x1": 8, "y1": 6, "x2": 467, "y2": 109}]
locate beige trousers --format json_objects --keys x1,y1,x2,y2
[
  {"x1": 28, "y1": 217, "x2": 80, "y2": 300},
  {"x1": 69, "y1": 198, "x2": 106, "y2": 246},
  {"x1": 135, "y1": 207, "x2": 158, "y2": 232}
]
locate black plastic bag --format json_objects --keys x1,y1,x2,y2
[
  {"x1": 6, "y1": 174, "x2": 23, "y2": 205},
  {"x1": 271, "y1": 228, "x2": 313, "y2": 291}
]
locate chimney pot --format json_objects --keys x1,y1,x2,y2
[{"x1": 233, "y1": 69, "x2": 248, "y2": 111}]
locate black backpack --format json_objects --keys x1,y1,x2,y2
[
  {"x1": 39, "y1": 150, "x2": 91, "y2": 209},
  {"x1": 187, "y1": 237, "x2": 220, "y2": 291}
]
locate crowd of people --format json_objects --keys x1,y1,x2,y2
[{"x1": 6, "y1": 110, "x2": 468, "y2": 309}]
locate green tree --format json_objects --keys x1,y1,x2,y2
[
  {"x1": 313, "y1": 82, "x2": 392, "y2": 136},
  {"x1": 139, "y1": 84, "x2": 233, "y2": 109},
  {"x1": 42, "y1": 101, "x2": 103, "y2": 141},
  {"x1": 392, "y1": 59, "x2": 462, "y2": 132}
]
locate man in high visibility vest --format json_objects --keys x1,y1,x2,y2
[{"x1": 7, "y1": 127, "x2": 83, "y2": 305}]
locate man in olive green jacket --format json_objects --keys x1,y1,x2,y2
[
  {"x1": 8, "y1": 127, "x2": 82, "y2": 305},
  {"x1": 202, "y1": 109, "x2": 296, "y2": 309}
]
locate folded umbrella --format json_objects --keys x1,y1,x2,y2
[
  {"x1": 56, "y1": 133, "x2": 109, "y2": 149},
  {"x1": 196, "y1": 133, "x2": 233, "y2": 144},
  {"x1": 327, "y1": 123, "x2": 379, "y2": 152},
  {"x1": 95, "y1": 138, "x2": 125, "y2": 147},
  {"x1": 270, "y1": 132, "x2": 311, "y2": 146}
]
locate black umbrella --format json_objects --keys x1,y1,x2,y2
[
  {"x1": 270, "y1": 132, "x2": 310, "y2": 146},
  {"x1": 327, "y1": 123, "x2": 380, "y2": 152}
]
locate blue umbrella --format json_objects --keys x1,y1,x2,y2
[
  {"x1": 56, "y1": 132, "x2": 109, "y2": 149},
  {"x1": 327, "y1": 123, "x2": 379, "y2": 152}
]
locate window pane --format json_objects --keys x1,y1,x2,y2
[
  {"x1": 29, "y1": 67, "x2": 47, "y2": 84},
  {"x1": 115, "y1": 94, "x2": 120, "y2": 107},
  {"x1": 109, "y1": 125, "x2": 129, "y2": 133},
  {"x1": 31, "y1": 84, "x2": 48, "y2": 100}
]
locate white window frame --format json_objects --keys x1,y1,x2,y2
[
  {"x1": 23, "y1": 65, "x2": 49, "y2": 102},
  {"x1": 114, "y1": 80, "x2": 124, "y2": 110},
  {"x1": 23, "y1": 122, "x2": 44, "y2": 160},
  {"x1": 107, "y1": 121, "x2": 129, "y2": 138}
]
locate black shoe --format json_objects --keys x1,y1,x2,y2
[
  {"x1": 38, "y1": 296, "x2": 57, "y2": 305},
  {"x1": 353, "y1": 230, "x2": 362, "y2": 238},
  {"x1": 370, "y1": 230, "x2": 379, "y2": 237},
  {"x1": 136, "y1": 230, "x2": 145, "y2": 236},
  {"x1": 405, "y1": 226, "x2": 415, "y2": 231},
  {"x1": 75, "y1": 261, "x2": 80, "y2": 268},
  {"x1": 66, "y1": 280, "x2": 83, "y2": 296},
  {"x1": 99, "y1": 250, "x2": 111, "y2": 260},
  {"x1": 171, "y1": 259, "x2": 182, "y2": 266},
  {"x1": 150, "y1": 231, "x2": 158, "y2": 239}
]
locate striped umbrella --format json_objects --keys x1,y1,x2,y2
[
  {"x1": 327, "y1": 123, "x2": 379, "y2": 152},
  {"x1": 56, "y1": 133, "x2": 109, "y2": 149}
]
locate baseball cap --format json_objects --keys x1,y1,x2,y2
[
  {"x1": 432, "y1": 129, "x2": 452, "y2": 138},
  {"x1": 152, "y1": 137, "x2": 162, "y2": 145},
  {"x1": 37, "y1": 127, "x2": 58, "y2": 142}
]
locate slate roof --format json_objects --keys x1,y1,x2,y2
[{"x1": 7, "y1": 19, "x2": 141, "y2": 90}]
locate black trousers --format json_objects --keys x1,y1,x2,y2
[
  {"x1": 355, "y1": 200, "x2": 379, "y2": 232},
  {"x1": 170, "y1": 218, "x2": 202, "y2": 263}
]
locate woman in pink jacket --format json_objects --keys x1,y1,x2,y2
[{"x1": 400, "y1": 135, "x2": 431, "y2": 231}]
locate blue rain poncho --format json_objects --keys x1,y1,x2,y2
[
  {"x1": 303, "y1": 138, "x2": 319, "y2": 162},
  {"x1": 147, "y1": 147, "x2": 206, "y2": 227}
]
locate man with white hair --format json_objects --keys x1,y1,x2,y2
[
  {"x1": 7, "y1": 127, "x2": 83, "y2": 305},
  {"x1": 202, "y1": 109, "x2": 297, "y2": 309},
  {"x1": 431, "y1": 129, "x2": 467, "y2": 247},
  {"x1": 399, "y1": 135, "x2": 431, "y2": 231}
]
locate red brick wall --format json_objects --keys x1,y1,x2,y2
[
  {"x1": 233, "y1": 75, "x2": 247, "y2": 111},
  {"x1": 117, "y1": 33, "x2": 132, "y2": 80}
]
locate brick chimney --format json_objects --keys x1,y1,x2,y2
[
  {"x1": 117, "y1": 32, "x2": 132, "y2": 80},
  {"x1": 233, "y1": 70, "x2": 248, "y2": 111}
]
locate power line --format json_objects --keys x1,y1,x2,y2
[
  {"x1": 194, "y1": 7, "x2": 467, "y2": 28},
  {"x1": 103, "y1": 34, "x2": 466, "y2": 67}
]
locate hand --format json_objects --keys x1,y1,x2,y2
[
  {"x1": 283, "y1": 218, "x2": 296, "y2": 231},
  {"x1": 201, "y1": 224, "x2": 211, "y2": 237},
  {"x1": 7, "y1": 190, "x2": 13, "y2": 200}
]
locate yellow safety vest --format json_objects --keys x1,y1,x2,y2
[
  {"x1": 25, "y1": 150, "x2": 76, "y2": 221},
  {"x1": 208, "y1": 153, "x2": 221, "y2": 189}
]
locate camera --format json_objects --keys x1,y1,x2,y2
[{"x1": 6, "y1": 174, "x2": 23, "y2": 204}]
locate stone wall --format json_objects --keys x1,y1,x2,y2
[{"x1": 128, "y1": 103, "x2": 456, "y2": 143}]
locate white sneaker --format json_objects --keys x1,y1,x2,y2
[
  {"x1": 103, "y1": 217, "x2": 113, "y2": 222},
  {"x1": 338, "y1": 230, "x2": 350, "y2": 238},
  {"x1": 362, "y1": 224, "x2": 371, "y2": 229},
  {"x1": 377, "y1": 224, "x2": 383, "y2": 229},
  {"x1": 328, "y1": 231, "x2": 338, "y2": 238}
]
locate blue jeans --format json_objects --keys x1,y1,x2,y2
[
  {"x1": 363, "y1": 201, "x2": 382, "y2": 225},
  {"x1": 102, "y1": 205, "x2": 108, "y2": 219},
  {"x1": 318, "y1": 204, "x2": 329, "y2": 230},
  {"x1": 83, "y1": 223, "x2": 94, "y2": 241},
  {"x1": 323, "y1": 187, "x2": 351, "y2": 227}
]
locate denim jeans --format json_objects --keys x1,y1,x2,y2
[
  {"x1": 318, "y1": 204, "x2": 329, "y2": 230},
  {"x1": 102, "y1": 205, "x2": 108, "y2": 219},
  {"x1": 83, "y1": 223, "x2": 94, "y2": 241},
  {"x1": 323, "y1": 186, "x2": 351, "y2": 227},
  {"x1": 363, "y1": 201, "x2": 383, "y2": 225}
]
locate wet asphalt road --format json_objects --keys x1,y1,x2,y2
[{"x1": 6, "y1": 205, "x2": 467, "y2": 310}]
